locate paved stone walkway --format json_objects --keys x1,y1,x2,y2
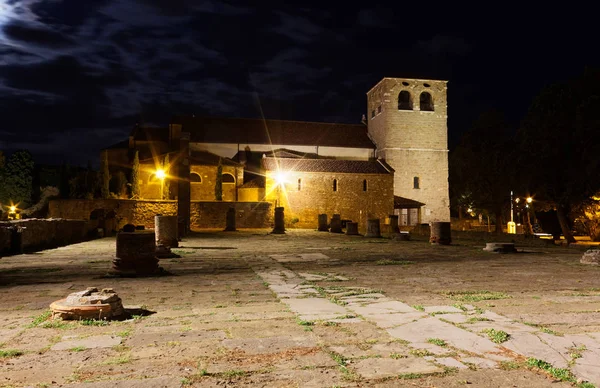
[{"x1": 248, "y1": 252, "x2": 600, "y2": 385}]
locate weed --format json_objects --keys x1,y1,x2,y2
[
  {"x1": 441, "y1": 290, "x2": 511, "y2": 302},
  {"x1": 296, "y1": 319, "x2": 314, "y2": 327},
  {"x1": 375, "y1": 259, "x2": 415, "y2": 266},
  {"x1": 540, "y1": 327, "x2": 564, "y2": 336},
  {"x1": 390, "y1": 353, "x2": 407, "y2": 359},
  {"x1": 499, "y1": 361, "x2": 522, "y2": 370},
  {"x1": 214, "y1": 304, "x2": 226, "y2": 308},
  {"x1": 104, "y1": 354, "x2": 132, "y2": 365},
  {"x1": 28, "y1": 310, "x2": 52, "y2": 328},
  {"x1": 398, "y1": 373, "x2": 424, "y2": 379},
  {"x1": 222, "y1": 369, "x2": 246, "y2": 378},
  {"x1": 427, "y1": 338, "x2": 447, "y2": 347},
  {"x1": 526, "y1": 358, "x2": 575, "y2": 382},
  {"x1": 41, "y1": 320, "x2": 73, "y2": 329},
  {"x1": 79, "y1": 319, "x2": 109, "y2": 326},
  {"x1": 483, "y1": 328, "x2": 510, "y2": 343},
  {"x1": 452, "y1": 303, "x2": 468, "y2": 311},
  {"x1": 409, "y1": 348, "x2": 434, "y2": 357},
  {"x1": 117, "y1": 329, "x2": 131, "y2": 338},
  {"x1": 466, "y1": 317, "x2": 492, "y2": 323},
  {"x1": 413, "y1": 305, "x2": 425, "y2": 312},
  {"x1": 322, "y1": 321, "x2": 339, "y2": 327},
  {"x1": 0, "y1": 349, "x2": 23, "y2": 358},
  {"x1": 70, "y1": 346, "x2": 86, "y2": 352}
]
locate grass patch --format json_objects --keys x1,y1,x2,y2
[
  {"x1": 466, "y1": 317, "x2": 492, "y2": 323},
  {"x1": 390, "y1": 353, "x2": 407, "y2": 359},
  {"x1": 427, "y1": 338, "x2": 447, "y2": 347},
  {"x1": 413, "y1": 305, "x2": 425, "y2": 312},
  {"x1": 398, "y1": 373, "x2": 424, "y2": 379},
  {"x1": 452, "y1": 303, "x2": 468, "y2": 312},
  {"x1": 41, "y1": 320, "x2": 74, "y2": 329},
  {"x1": 442, "y1": 290, "x2": 511, "y2": 302},
  {"x1": 79, "y1": 319, "x2": 109, "y2": 326},
  {"x1": 375, "y1": 259, "x2": 415, "y2": 266},
  {"x1": 70, "y1": 346, "x2": 86, "y2": 352},
  {"x1": 499, "y1": 360, "x2": 522, "y2": 370},
  {"x1": 483, "y1": 328, "x2": 510, "y2": 343},
  {"x1": 540, "y1": 327, "x2": 564, "y2": 336},
  {"x1": 0, "y1": 349, "x2": 24, "y2": 358},
  {"x1": 409, "y1": 348, "x2": 434, "y2": 357},
  {"x1": 103, "y1": 354, "x2": 132, "y2": 365},
  {"x1": 117, "y1": 329, "x2": 132, "y2": 338},
  {"x1": 28, "y1": 310, "x2": 52, "y2": 328}
]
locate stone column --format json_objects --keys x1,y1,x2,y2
[
  {"x1": 224, "y1": 207, "x2": 237, "y2": 231},
  {"x1": 330, "y1": 214, "x2": 342, "y2": 233},
  {"x1": 389, "y1": 214, "x2": 400, "y2": 234},
  {"x1": 430, "y1": 222, "x2": 451, "y2": 245},
  {"x1": 346, "y1": 222, "x2": 359, "y2": 236},
  {"x1": 318, "y1": 214, "x2": 328, "y2": 232},
  {"x1": 365, "y1": 219, "x2": 381, "y2": 238},
  {"x1": 272, "y1": 207, "x2": 285, "y2": 234},
  {"x1": 155, "y1": 215, "x2": 178, "y2": 248},
  {"x1": 112, "y1": 231, "x2": 161, "y2": 276}
]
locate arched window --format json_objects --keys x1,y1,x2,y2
[
  {"x1": 413, "y1": 176, "x2": 420, "y2": 189},
  {"x1": 420, "y1": 92, "x2": 434, "y2": 111},
  {"x1": 363, "y1": 179, "x2": 368, "y2": 192},
  {"x1": 222, "y1": 173, "x2": 235, "y2": 183},
  {"x1": 297, "y1": 178, "x2": 302, "y2": 191},
  {"x1": 190, "y1": 172, "x2": 201, "y2": 183},
  {"x1": 333, "y1": 179, "x2": 338, "y2": 192},
  {"x1": 377, "y1": 105, "x2": 382, "y2": 114},
  {"x1": 398, "y1": 91, "x2": 412, "y2": 110}
]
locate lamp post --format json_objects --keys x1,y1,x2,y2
[
  {"x1": 507, "y1": 191, "x2": 516, "y2": 234},
  {"x1": 155, "y1": 169, "x2": 166, "y2": 200}
]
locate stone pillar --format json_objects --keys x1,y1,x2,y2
[
  {"x1": 430, "y1": 222, "x2": 451, "y2": 245},
  {"x1": 224, "y1": 207, "x2": 237, "y2": 231},
  {"x1": 112, "y1": 231, "x2": 161, "y2": 276},
  {"x1": 272, "y1": 207, "x2": 285, "y2": 234},
  {"x1": 346, "y1": 222, "x2": 359, "y2": 235},
  {"x1": 389, "y1": 214, "x2": 400, "y2": 234},
  {"x1": 330, "y1": 214, "x2": 342, "y2": 233},
  {"x1": 155, "y1": 215, "x2": 178, "y2": 248},
  {"x1": 318, "y1": 214, "x2": 328, "y2": 232},
  {"x1": 177, "y1": 132, "x2": 191, "y2": 238},
  {"x1": 365, "y1": 219, "x2": 381, "y2": 238}
]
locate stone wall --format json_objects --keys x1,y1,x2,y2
[
  {"x1": 367, "y1": 78, "x2": 450, "y2": 223},
  {"x1": 265, "y1": 171, "x2": 394, "y2": 232},
  {"x1": 0, "y1": 219, "x2": 93, "y2": 256},
  {"x1": 48, "y1": 199, "x2": 272, "y2": 230}
]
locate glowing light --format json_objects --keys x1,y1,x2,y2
[
  {"x1": 9, "y1": 206, "x2": 16, "y2": 212},
  {"x1": 274, "y1": 171, "x2": 288, "y2": 186},
  {"x1": 467, "y1": 208, "x2": 473, "y2": 213},
  {"x1": 515, "y1": 198, "x2": 520, "y2": 203},
  {"x1": 526, "y1": 197, "x2": 533, "y2": 204},
  {"x1": 155, "y1": 169, "x2": 166, "y2": 179}
]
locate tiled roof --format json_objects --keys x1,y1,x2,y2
[
  {"x1": 189, "y1": 150, "x2": 242, "y2": 167},
  {"x1": 172, "y1": 116, "x2": 375, "y2": 149},
  {"x1": 261, "y1": 157, "x2": 393, "y2": 174},
  {"x1": 394, "y1": 196, "x2": 425, "y2": 209}
]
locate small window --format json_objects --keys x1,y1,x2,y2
[
  {"x1": 413, "y1": 176, "x2": 420, "y2": 189},
  {"x1": 333, "y1": 179, "x2": 338, "y2": 192},
  {"x1": 363, "y1": 179, "x2": 367, "y2": 192},
  {"x1": 420, "y1": 92, "x2": 434, "y2": 111},
  {"x1": 297, "y1": 178, "x2": 302, "y2": 191},
  {"x1": 398, "y1": 91, "x2": 412, "y2": 110},
  {"x1": 377, "y1": 105, "x2": 382, "y2": 114},
  {"x1": 371, "y1": 110, "x2": 375, "y2": 118},
  {"x1": 222, "y1": 173, "x2": 235, "y2": 183},
  {"x1": 402, "y1": 81, "x2": 409, "y2": 86},
  {"x1": 190, "y1": 172, "x2": 201, "y2": 182}
]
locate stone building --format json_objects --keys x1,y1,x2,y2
[{"x1": 102, "y1": 77, "x2": 450, "y2": 229}]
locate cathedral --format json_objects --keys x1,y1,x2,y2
[{"x1": 104, "y1": 77, "x2": 450, "y2": 230}]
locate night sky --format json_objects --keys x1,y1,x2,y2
[{"x1": 1, "y1": 1, "x2": 598, "y2": 166}]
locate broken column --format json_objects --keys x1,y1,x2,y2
[
  {"x1": 224, "y1": 207, "x2": 237, "y2": 231},
  {"x1": 111, "y1": 231, "x2": 161, "y2": 275},
  {"x1": 365, "y1": 218, "x2": 381, "y2": 238},
  {"x1": 430, "y1": 221, "x2": 452, "y2": 245},
  {"x1": 318, "y1": 214, "x2": 328, "y2": 232},
  {"x1": 50, "y1": 287, "x2": 125, "y2": 320},
  {"x1": 346, "y1": 222, "x2": 359, "y2": 236},
  {"x1": 155, "y1": 215, "x2": 178, "y2": 248},
  {"x1": 272, "y1": 207, "x2": 285, "y2": 234},
  {"x1": 330, "y1": 214, "x2": 343, "y2": 233}
]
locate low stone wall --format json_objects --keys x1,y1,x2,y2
[
  {"x1": 48, "y1": 199, "x2": 273, "y2": 230},
  {"x1": 0, "y1": 219, "x2": 93, "y2": 256}
]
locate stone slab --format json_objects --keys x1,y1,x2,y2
[
  {"x1": 423, "y1": 305, "x2": 464, "y2": 314},
  {"x1": 51, "y1": 335, "x2": 121, "y2": 351},
  {"x1": 352, "y1": 357, "x2": 442, "y2": 379},
  {"x1": 460, "y1": 356, "x2": 498, "y2": 369},
  {"x1": 221, "y1": 336, "x2": 317, "y2": 354},
  {"x1": 427, "y1": 356, "x2": 468, "y2": 369},
  {"x1": 351, "y1": 300, "x2": 416, "y2": 314},
  {"x1": 364, "y1": 312, "x2": 426, "y2": 329},
  {"x1": 502, "y1": 331, "x2": 569, "y2": 369},
  {"x1": 284, "y1": 298, "x2": 349, "y2": 318}
]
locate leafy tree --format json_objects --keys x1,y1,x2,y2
[
  {"x1": 162, "y1": 154, "x2": 170, "y2": 200},
  {"x1": 131, "y1": 151, "x2": 140, "y2": 199},
  {"x1": 100, "y1": 150, "x2": 110, "y2": 199},
  {"x1": 115, "y1": 171, "x2": 128, "y2": 198},
  {"x1": 450, "y1": 109, "x2": 515, "y2": 234},
  {"x1": 215, "y1": 157, "x2": 223, "y2": 201},
  {"x1": 517, "y1": 70, "x2": 600, "y2": 243},
  {"x1": 3, "y1": 150, "x2": 35, "y2": 208}
]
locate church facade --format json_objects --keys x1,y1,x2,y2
[{"x1": 104, "y1": 77, "x2": 450, "y2": 229}]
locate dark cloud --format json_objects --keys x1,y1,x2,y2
[
  {"x1": 271, "y1": 11, "x2": 324, "y2": 44},
  {"x1": 30, "y1": 0, "x2": 111, "y2": 33},
  {"x1": 356, "y1": 7, "x2": 395, "y2": 28},
  {"x1": 2, "y1": 22, "x2": 76, "y2": 48}
]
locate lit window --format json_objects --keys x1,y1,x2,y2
[
  {"x1": 222, "y1": 173, "x2": 235, "y2": 183},
  {"x1": 333, "y1": 179, "x2": 338, "y2": 192},
  {"x1": 413, "y1": 177, "x2": 420, "y2": 189}
]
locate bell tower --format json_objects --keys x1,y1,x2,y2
[{"x1": 367, "y1": 77, "x2": 450, "y2": 223}]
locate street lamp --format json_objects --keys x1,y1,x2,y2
[
  {"x1": 508, "y1": 191, "x2": 516, "y2": 234},
  {"x1": 155, "y1": 169, "x2": 166, "y2": 200}
]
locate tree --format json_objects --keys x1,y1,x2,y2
[
  {"x1": 517, "y1": 70, "x2": 600, "y2": 243},
  {"x1": 115, "y1": 171, "x2": 128, "y2": 199},
  {"x1": 162, "y1": 154, "x2": 170, "y2": 200},
  {"x1": 101, "y1": 150, "x2": 110, "y2": 199},
  {"x1": 131, "y1": 151, "x2": 140, "y2": 199},
  {"x1": 215, "y1": 158, "x2": 223, "y2": 201},
  {"x1": 450, "y1": 109, "x2": 516, "y2": 234},
  {"x1": 3, "y1": 150, "x2": 35, "y2": 208}
]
